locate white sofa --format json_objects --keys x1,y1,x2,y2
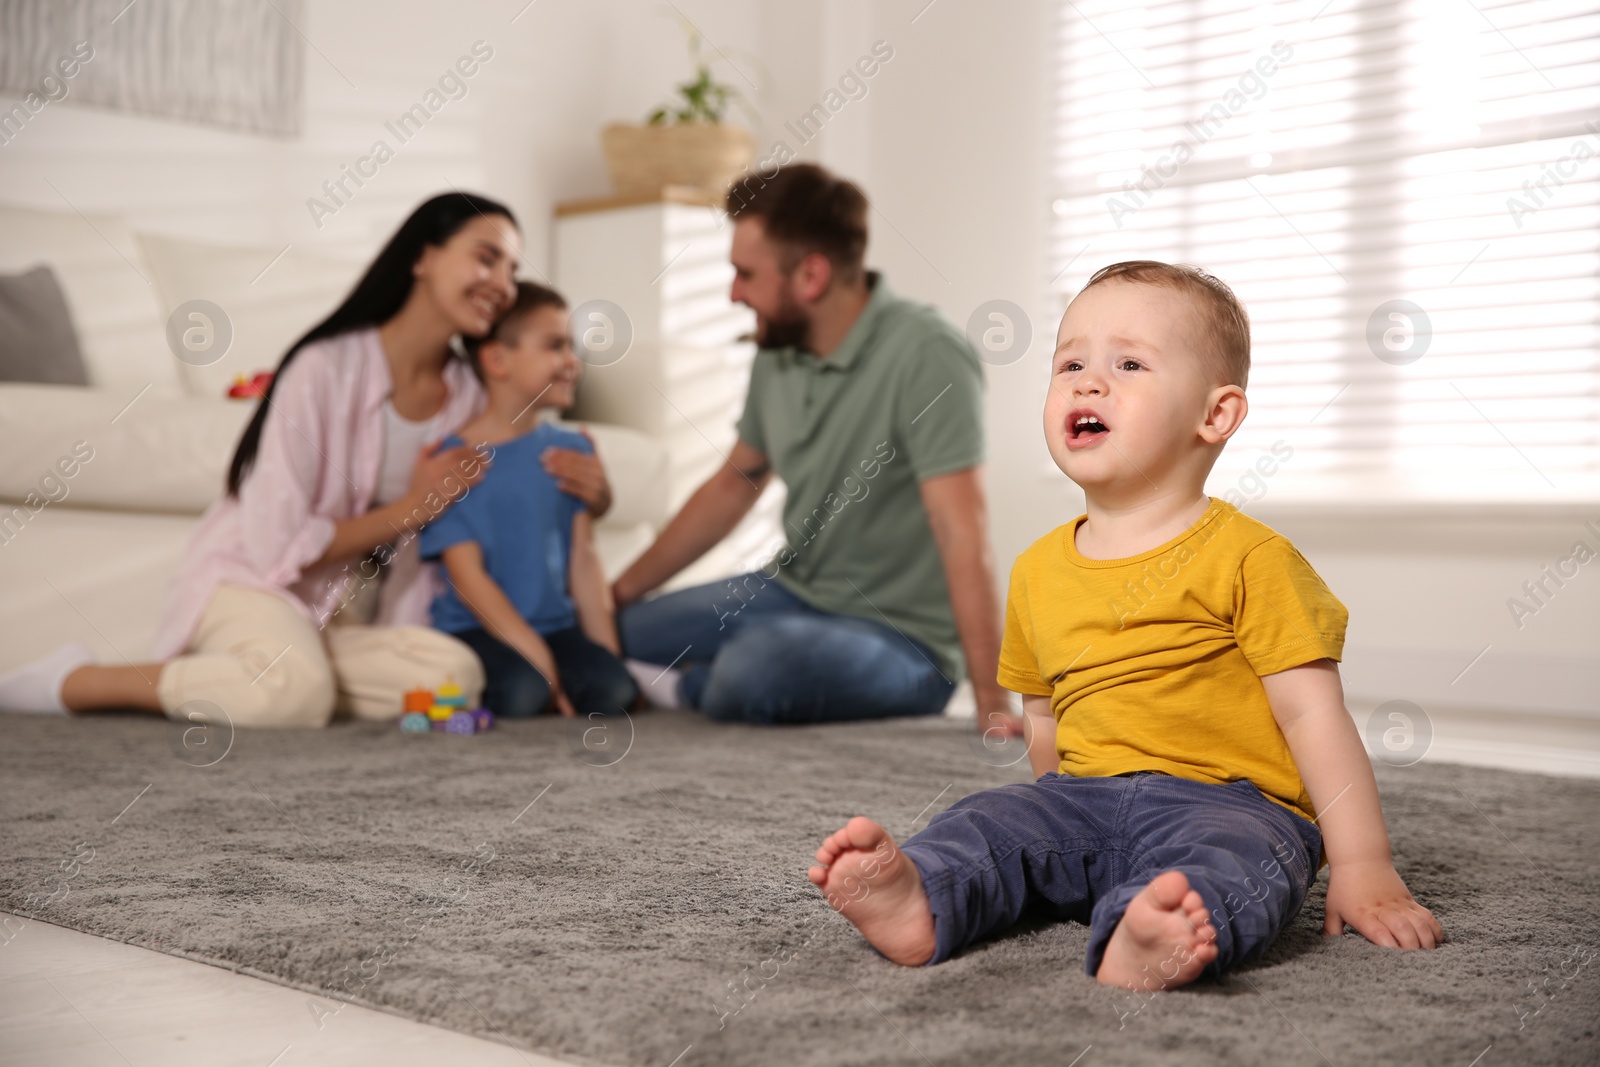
[{"x1": 0, "y1": 205, "x2": 669, "y2": 673}]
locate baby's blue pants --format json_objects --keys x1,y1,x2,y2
[{"x1": 898, "y1": 772, "x2": 1322, "y2": 978}]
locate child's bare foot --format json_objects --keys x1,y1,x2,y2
[
  {"x1": 1095, "y1": 870, "x2": 1218, "y2": 991},
  {"x1": 807, "y1": 816, "x2": 936, "y2": 966}
]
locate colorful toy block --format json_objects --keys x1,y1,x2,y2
[
  {"x1": 225, "y1": 371, "x2": 274, "y2": 400},
  {"x1": 398, "y1": 679, "x2": 494, "y2": 734}
]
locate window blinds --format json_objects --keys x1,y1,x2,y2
[{"x1": 1050, "y1": 0, "x2": 1600, "y2": 502}]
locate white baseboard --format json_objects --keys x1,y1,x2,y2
[
  {"x1": 950, "y1": 676, "x2": 1600, "y2": 781},
  {"x1": 1399, "y1": 733, "x2": 1600, "y2": 778},
  {"x1": 1345, "y1": 700, "x2": 1600, "y2": 779}
]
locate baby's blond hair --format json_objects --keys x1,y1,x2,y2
[{"x1": 1081, "y1": 261, "x2": 1251, "y2": 389}]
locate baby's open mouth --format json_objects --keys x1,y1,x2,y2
[{"x1": 1069, "y1": 411, "x2": 1110, "y2": 440}]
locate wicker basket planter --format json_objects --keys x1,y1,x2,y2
[{"x1": 601, "y1": 122, "x2": 758, "y2": 200}]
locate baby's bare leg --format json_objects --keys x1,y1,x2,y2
[{"x1": 807, "y1": 816, "x2": 936, "y2": 966}]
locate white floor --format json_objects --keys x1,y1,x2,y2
[
  {"x1": 5, "y1": 698, "x2": 1596, "y2": 1067},
  {"x1": 0, "y1": 919, "x2": 573, "y2": 1067}
]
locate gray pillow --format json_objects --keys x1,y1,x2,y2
[{"x1": 0, "y1": 265, "x2": 89, "y2": 386}]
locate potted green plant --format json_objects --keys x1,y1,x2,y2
[{"x1": 601, "y1": 17, "x2": 758, "y2": 199}]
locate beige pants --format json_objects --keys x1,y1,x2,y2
[{"x1": 156, "y1": 585, "x2": 484, "y2": 728}]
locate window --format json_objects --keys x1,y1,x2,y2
[{"x1": 1050, "y1": 0, "x2": 1600, "y2": 502}]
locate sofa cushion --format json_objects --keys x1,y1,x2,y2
[
  {"x1": 0, "y1": 384, "x2": 672, "y2": 528},
  {"x1": 0, "y1": 504, "x2": 659, "y2": 673},
  {"x1": 0, "y1": 265, "x2": 89, "y2": 385},
  {"x1": 0, "y1": 504, "x2": 202, "y2": 668},
  {"x1": 0, "y1": 205, "x2": 180, "y2": 392},
  {"x1": 138, "y1": 233, "x2": 362, "y2": 399},
  {"x1": 0, "y1": 384, "x2": 250, "y2": 514}
]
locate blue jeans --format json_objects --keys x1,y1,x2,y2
[
  {"x1": 454, "y1": 626, "x2": 638, "y2": 719},
  {"x1": 617, "y1": 572, "x2": 955, "y2": 724},
  {"x1": 898, "y1": 772, "x2": 1322, "y2": 976}
]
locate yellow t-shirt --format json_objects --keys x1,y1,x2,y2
[{"x1": 998, "y1": 498, "x2": 1347, "y2": 823}]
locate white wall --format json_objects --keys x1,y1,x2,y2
[{"x1": 0, "y1": 0, "x2": 768, "y2": 266}]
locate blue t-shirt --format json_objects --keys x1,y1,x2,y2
[{"x1": 419, "y1": 424, "x2": 591, "y2": 636}]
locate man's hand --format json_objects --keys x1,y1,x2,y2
[
  {"x1": 611, "y1": 439, "x2": 772, "y2": 609},
  {"x1": 1324, "y1": 858, "x2": 1444, "y2": 949},
  {"x1": 542, "y1": 428, "x2": 612, "y2": 519},
  {"x1": 919, "y1": 468, "x2": 1010, "y2": 739},
  {"x1": 611, "y1": 574, "x2": 642, "y2": 610},
  {"x1": 977, "y1": 694, "x2": 1025, "y2": 738}
]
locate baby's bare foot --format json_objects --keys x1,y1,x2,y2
[
  {"x1": 807, "y1": 816, "x2": 935, "y2": 966},
  {"x1": 1096, "y1": 870, "x2": 1218, "y2": 991}
]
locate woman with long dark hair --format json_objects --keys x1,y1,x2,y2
[{"x1": 1, "y1": 192, "x2": 533, "y2": 726}]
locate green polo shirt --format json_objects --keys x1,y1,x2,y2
[{"x1": 736, "y1": 273, "x2": 985, "y2": 680}]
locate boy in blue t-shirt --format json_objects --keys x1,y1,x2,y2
[{"x1": 420, "y1": 282, "x2": 638, "y2": 719}]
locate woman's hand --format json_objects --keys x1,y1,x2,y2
[
  {"x1": 405, "y1": 440, "x2": 489, "y2": 514},
  {"x1": 542, "y1": 429, "x2": 612, "y2": 519},
  {"x1": 313, "y1": 440, "x2": 487, "y2": 568}
]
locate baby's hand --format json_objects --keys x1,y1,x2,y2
[{"x1": 1324, "y1": 859, "x2": 1444, "y2": 949}]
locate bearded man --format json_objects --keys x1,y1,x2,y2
[{"x1": 613, "y1": 163, "x2": 1016, "y2": 738}]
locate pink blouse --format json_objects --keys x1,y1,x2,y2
[{"x1": 150, "y1": 328, "x2": 485, "y2": 660}]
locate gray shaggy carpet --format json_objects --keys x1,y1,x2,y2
[{"x1": 1, "y1": 709, "x2": 1596, "y2": 1067}]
